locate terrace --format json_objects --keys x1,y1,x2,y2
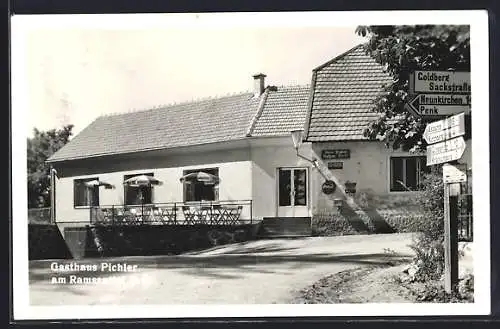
[{"x1": 89, "y1": 200, "x2": 254, "y2": 226}]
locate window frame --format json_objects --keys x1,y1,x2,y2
[
  {"x1": 123, "y1": 172, "x2": 155, "y2": 206},
  {"x1": 182, "y1": 168, "x2": 220, "y2": 203},
  {"x1": 389, "y1": 156, "x2": 429, "y2": 192},
  {"x1": 73, "y1": 177, "x2": 100, "y2": 208}
]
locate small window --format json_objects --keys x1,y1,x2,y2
[
  {"x1": 74, "y1": 178, "x2": 100, "y2": 207},
  {"x1": 390, "y1": 156, "x2": 430, "y2": 192},
  {"x1": 124, "y1": 173, "x2": 154, "y2": 205},
  {"x1": 183, "y1": 168, "x2": 219, "y2": 202}
]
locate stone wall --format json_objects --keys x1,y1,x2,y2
[
  {"x1": 29, "y1": 224, "x2": 73, "y2": 260},
  {"x1": 65, "y1": 224, "x2": 262, "y2": 259}
]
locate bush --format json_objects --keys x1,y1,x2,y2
[
  {"x1": 408, "y1": 168, "x2": 445, "y2": 281},
  {"x1": 410, "y1": 280, "x2": 473, "y2": 303}
]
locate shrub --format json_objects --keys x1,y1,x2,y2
[
  {"x1": 311, "y1": 212, "x2": 360, "y2": 236},
  {"x1": 408, "y1": 168, "x2": 445, "y2": 281}
]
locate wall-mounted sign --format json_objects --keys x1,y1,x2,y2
[
  {"x1": 321, "y1": 149, "x2": 350, "y2": 160},
  {"x1": 327, "y1": 162, "x2": 343, "y2": 170},
  {"x1": 322, "y1": 180, "x2": 336, "y2": 195}
]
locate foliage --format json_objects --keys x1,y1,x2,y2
[
  {"x1": 408, "y1": 168, "x2": 446, "y2": 281},
  {"x1": 405, "y1": 275, "x2": 474, "y2": 303},
  {"x1": 355, "y1": 25, "x2": 470, "y2": 152},
  {"x1": 27, "y1": 125, "x2": 73, "y2": 208}
]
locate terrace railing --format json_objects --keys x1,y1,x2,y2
[{"x1": 90, "y1": 200, "x2": 254, "y2": 226}]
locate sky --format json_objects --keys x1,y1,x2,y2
[{"x1": 20, "y1": 15, "x2": 367, "y2": 138}]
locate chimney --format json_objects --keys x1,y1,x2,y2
[{"x1": 252, "y1": 73, "x2": 266, "y2": 98}]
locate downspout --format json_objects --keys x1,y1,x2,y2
[{"x1": 50, "y1": 167, "x2": 57, "y2": 223}]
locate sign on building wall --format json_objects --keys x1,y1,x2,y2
[
  {"x1": 321, "y1": 180, "x2": 336, "y2": 195},
  {"x1": 321, "y1": 149, "x2": 350, "y2": 160},
  {"x1": 327, "y1": 162, "x2": 343, "y2": 169}
]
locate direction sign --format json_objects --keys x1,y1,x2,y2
[
  {"x1": 423, "y1": 113, "x2": 466, "y2": 145},
  {"x1": 414, "y1": 93, "x2": 471, "y2": 106},
  {"x1": 410, "y1": 104, "x2": 470, "y2": 117},
  {"x1": 442, "y1": 163, "x2": 467, "y2": 184},
  {"x1": 408, "y1": 94, "x2": 470, "y2": 117},
  {"x1": 413, "y1": 71, "x2": 471, "y2": 94},
  {"x1": 426, "y1": 136, "x2": 466, "y2": 166}
]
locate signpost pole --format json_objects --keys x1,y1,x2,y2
[{"x1": 443, "y1": 178, "x2": 460, "y2": 293}]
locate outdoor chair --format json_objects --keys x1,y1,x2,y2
[
  {"x1": 198, "y1": 206, "x2": 212, "y2": 224},
  {"x1": 182, "y1": 206, "x2": 197, "y2": 225},
  {"x1": 211, "y1": 204, "x2": 224, "y2": 225},
  {"x1": 159, "y1": 206, "x2": 178, "y2": 225},
  {"x1": 99, "y1": 208, "x2": 114, "y2": 225},
  {"x1": 227, "y1": 205, "x2": 243, "y2": 225}
]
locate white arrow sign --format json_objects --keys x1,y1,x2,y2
[
  {"x1": 413, "y1": 71, "x2": 471, "y2": 94},
  {"x1": 442, "y1": 163, "x2": 467, "y2": 183},
  {"x1": 426, "y1": 136, "x2": 466, "y2": 166},
  {"x1": 423, "y1": 113, "x2": 466, "y2": 145}
]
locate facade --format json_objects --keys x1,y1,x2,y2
[
  {"x1": 47, "y1": 74, "x2": 313, "y2": 233},
  {"x1": 47, "y1": 44, "x2": 472, "y2": 235}
]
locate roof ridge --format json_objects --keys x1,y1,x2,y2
[
  {"x1": 98, "y1": 90, "x2": 255, "y2": 118},
  {"x1": 270, "y1": 83, "x2": 310, "y2": 89}
]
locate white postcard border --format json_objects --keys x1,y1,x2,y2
[{"x1": 12, "y1": 10, "x2": 491, "y2": 320}]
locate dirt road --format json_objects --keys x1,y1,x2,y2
[{"x1": 29, "y1": 233, "x2": 414, "y2": 305}]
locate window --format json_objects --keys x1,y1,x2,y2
[
  {"x1": 124, "y1": 173, "x2": 154, "y2": 205},
  {"x1": 390, "y1": 156, "x2": 430, "y2": 192},
  {"x1": 183, "y1": 168, "x2": 219, "y2": 202},
  {"x1": 74, "y1": 178, "x2": 99, "y2": 207}
]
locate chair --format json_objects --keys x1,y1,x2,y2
[
  {"x1": 198, "y1": 206, "x2": 212, "y2": 224},
  {"x1": 212, "y1": 204, "x2": 224, "y2": 225},
  {"x1": 227, "y1": 205, "x2": 243, "y2": 225},
  {"x1": 160, "y1": 206, "x2": 178, "y2": 225},
  {"x1": 182, "y1": 206, "x2": 196, "y2": 225},
  {"x1": 99, "y1": 208, "x2": 113, "y2": 225}
]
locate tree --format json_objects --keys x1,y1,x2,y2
[
  {"x1": 27, "y1": 125, "x2": 73, "y2": 208},
  {"x1": 355, "y1": 25, "x2": 470, "y2": 152}
]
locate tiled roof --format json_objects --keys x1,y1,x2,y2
[
  {"x1": 249, "y1": 85, "x2": 310, "y2": 137},
  {"x1": 48, "y1": 92, "x2": 261, "y2": 162},
  {"x1": 304, "y1": 44, "x2": 394, "y2": 142}
]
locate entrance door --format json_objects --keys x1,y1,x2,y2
[{"x1": 277, "y1": 168, "x2": 309, "y2": 217}]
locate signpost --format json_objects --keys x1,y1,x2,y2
[{"x1": 408, "y1": 70, "x2": 471, "y2": 294}]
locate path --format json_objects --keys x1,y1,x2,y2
[{"x1": 29, "y1": 233, "x2": 414, "y2": 305}]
